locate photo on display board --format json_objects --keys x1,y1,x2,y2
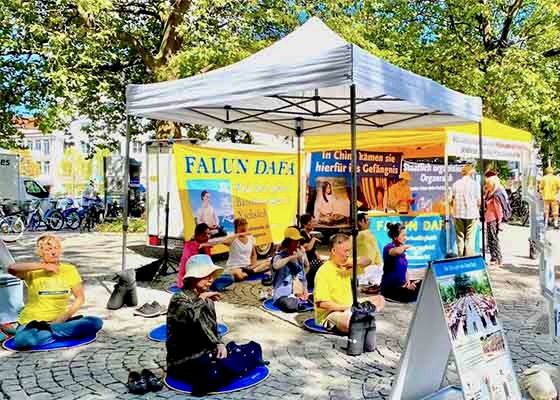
[
  {"x1": 438, "y1": 269, "x2": 499, "y2": 341},
  {"x1": 308, "y1": 177, "x2": 351, "y2": 227},
  {"x1": 187, "y1": 179, "x2": 235, "y2": 237},
  {"x1": 480, "y1": 331, "x2": 506, "y2": 360}
]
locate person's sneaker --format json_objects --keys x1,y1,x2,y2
[
  {"x1": 150, "y1": 301, "x2": 167, "y2": 316},
  {"x1": 127, "y1": 371, "x2": 150, "y2": 395},
  {"x1": 261, "y1": 274, "x2": 272, "y2": 286},
  {"x1": 141, "y1": 369, "x2": 163, "y2": 392},
  {"x1": 133, "y1": 303, "x2": 160, "y2": 318}
]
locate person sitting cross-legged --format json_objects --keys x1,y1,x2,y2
[
  {"x1": 166, "y1": 254, "x2": 266, "y2": 396},
  {"x1": 8, "y1": 234, "x2": 103, "y2": 350},
  {"x1": 314, "y1": 233, "x2": 384, "y2": 333},
  {"x1": 271, "y1": 227, "x2": 310, "y2": 313}
]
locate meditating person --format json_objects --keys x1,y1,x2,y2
[
  {"x1": 388, "y1": 172, "x2": 414, "y2": 213},
  {"x1": 177, "y1": 223, "x2": 233, "y2": 292},
  {"x1": 167, "y1": 254, "x2": 266, "y2": 396},
  {"x1": 196, "y1": 190, "x2": 219, "y2": 230},
  {"x1": 271, "y1": 227, "x2": 310, "y2": 313},
  {"x1": 380, "y1": 223, "x2": 421, "y2": 303},
  {"x1": 356, "y1": 212, "x2": 383, "y2": 293},
  {"x1": 7, "y1": 234, "x2": 103, "y2": 349},
  {"x1": 314, "y1": 181, "x2": 346, "y2": 225},
  {"x1": 299, "y1": 213, "x2": 324, "y2": 290},
  {"x1": 314, "y1": 233, "x2": 384, "y2": 333},
  {"x1": 224, "y1": 218, "x2": 270, "y2": 281}
]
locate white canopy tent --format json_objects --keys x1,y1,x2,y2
[{"x1": 125, "y1": 17, "x2": 483, "y2": 304}]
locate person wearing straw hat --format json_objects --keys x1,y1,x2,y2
[
  {"x1": 539, "y1": 166, "x2": 560, "y2": 229},
  {"x1": 166, "y1": 254, "x2": 266, "y2": 396},
  {"x1": 388, "y1": 171, "x2": 414, "y2": 214},
  {"x1": 451, "y1": 164, "x2": 481, "y2": 256}
]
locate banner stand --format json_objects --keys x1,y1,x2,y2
[{"x1": 390, "y1": 256, "x2": 522, "y2": 400}]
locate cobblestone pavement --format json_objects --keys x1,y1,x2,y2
[{"x1": 1, "y1": 226, "x2": 559, "y2": 400}]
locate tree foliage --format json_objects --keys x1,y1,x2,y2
[
  {"x1": 11, "y1": 149, "x2": 41, "y2": 177},
  {"x1": 1, "y1": 0, "x2": 559, "y2": 162}
]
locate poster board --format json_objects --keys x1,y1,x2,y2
[
  {"x1": 173, "y1": 144, "x2": 298, "y2": 248},
  {"x1": 306, "y1": 150, "x2": 402, "y2": 228},
  {"x1": 390, "y1": 256, "x2": 522, "y2": 400}
]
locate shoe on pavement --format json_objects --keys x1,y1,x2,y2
[
  {"x1": 150, "y1": 301, "x2": 167, "y2": 316},
  {"x1": 127, "y1": 371, "x2": 150, "y2": 395},
  {"x1": 141, "y1": 369, "x2": 163, "y2": 392},
  {"x1": 133, "y1": 303, "x2": 161, "y2": 318}
]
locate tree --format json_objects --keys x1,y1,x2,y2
[
  {"x1": 2, "y1": 0, "x2": 299, "y2": 150},
  {"x1": 58, "y1": 147, "x2": 93, "y2": 196}
]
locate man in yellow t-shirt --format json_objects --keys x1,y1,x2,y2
[
  {"x1": 539, "y1": 167, "x2": 560, "y2": 228},
  {"x1": 314, "y1": 233, "x2": 384, "y2": 333},
  {"x1": 8, "y1": 234, "x2": 103, "y2": 349}
]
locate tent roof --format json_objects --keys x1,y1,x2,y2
[
  {"x1": 303, "y1": 117, "x2": 532, "y2": 156},
  {"x1": 126, "y1": 18, "x2": 482, "y2": 136}
]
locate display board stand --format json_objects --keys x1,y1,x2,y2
[{"x1": 390, "y1": 256, "x2": 522, "y2": 400}]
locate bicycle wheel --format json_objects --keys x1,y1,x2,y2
[
  {"x1": 46, "y1": 210, "x2": 65, "y2": 231},
  {"x1": 65, "y1": 211, "x2": 82, "y2": 230},
  {"x1": 0, "y1": 215, "x2": 26, "y2": 242}
]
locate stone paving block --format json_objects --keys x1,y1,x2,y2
[{"x1": 4, "y1": 391, "x2": 30, "y2": 400}]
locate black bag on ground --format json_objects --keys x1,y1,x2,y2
[
  {"x1": 106, "y1": 269, "x2": 138, "y2": 310},
  {"x1": 347, "y1": 301, "x2": 377, "y2": 356}
]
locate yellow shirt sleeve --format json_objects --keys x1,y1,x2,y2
[
  {"x1": 62, "y1": 264, "x2": 82, "y2": 288},
  {"x1": 313, "y1": 265, "x2": 331, "y2": 304}
]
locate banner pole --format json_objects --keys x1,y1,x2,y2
[
  {"x1": 296, "y1": 118, "x2": 303, "y2": 224},
  {"x1": 479, "y1": 121, "x2": 486, "y2": 259},
  {"x1": 350, "y1": 83, "x2": 358, "y2": 306},
  {"x1": 444, "y1": 145, "x2": 451, "y2": 255},
  {"x1": 121, "y1": 115, "x2": 131, "y2": 271}
]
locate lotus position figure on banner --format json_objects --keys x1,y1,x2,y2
[
  {"x1": 314, "y1": 181, "x2": 346, "y2": 225},
  {"x1": 388, "y1": 172, "x2": 414, "y2": 213},
  {"x1": 223, "y1": 218, "x2": 270, "y2": 281},
  {"x1": 177, "y1": 223, "x2": 234, "y2": 292},
  {"x1": 380, "y1": 223, "x2": 421, "y2": 303},
  {"x1": 167, "y1": 255, "x2": 266, "y2": 396},
  {"x1": 8, "y1": 235, "x2": 103, "y2": 349},
  {"x1": 298, "y1": 214, "x2": 324, "y2": 290},
  {"x1": 271, "y1": 227, "x2": 311, "y2": 313},
  {"x1": 314, "y1": 233, "x2": 384, "y2": 333}
]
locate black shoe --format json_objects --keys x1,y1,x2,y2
[
  {"x1": 107, "y1": 284, "x2": 128, "y2": 310},
  {"x1": 124, "y1": 288, "x2": 138, "y2": 308},
  {"x1": 127, "y1": 371, "x2": 150, "y2": 395},
  {"x1": 25, "y1": 320, "x2": 51, "y2": 332},
  {"x1": 261, "y1": 274, "x2": 272, "y2": 286},
  {"x1": 141, "y1": 369, "x2": 163, "y2": 392},
  {"x1": 133, "y1": 303, "x2": 160, "y2": 318}
]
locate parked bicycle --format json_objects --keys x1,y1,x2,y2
[
  {"x1": 80, "y1": 196, "x2": 104, "y2": 232},
  {"x1": 508, "y1": 187, "x2": 529, "y2": 227},
  {"x1": 0, "y1": 201, "x2": 26, "y2": 242},
  {"x1": 0, "y1": 199, "x2": 65, "y2": 242}
]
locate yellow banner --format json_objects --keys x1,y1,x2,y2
[{"x1": 173, "y1": 144, "x2": 298, "y2": 251}]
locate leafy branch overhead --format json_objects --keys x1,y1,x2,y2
[{"x1": 1, "y1": 0, "x2": 559, "y2": 162}]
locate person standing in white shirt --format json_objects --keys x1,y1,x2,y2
[{"x1": 450, "y1": 165, "x2": 481, "y2": 256}]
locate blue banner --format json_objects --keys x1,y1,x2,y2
[
  {"x1": 432, "y1": 256, "x2": 486, "y2": 277},
  {"x1": 368, "y1": 214, "x2": 481, "y2": 269},
  {"x1": 308, "y1": 150, "x2": 402, "y2": 188}
]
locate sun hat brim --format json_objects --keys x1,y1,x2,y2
[{"x1": 185, "y1": 264, "x2": 224, "y2": 280}]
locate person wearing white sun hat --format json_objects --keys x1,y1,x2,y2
[{"x1": 166, "y1": 254, "x2": 266, "y2": 396}]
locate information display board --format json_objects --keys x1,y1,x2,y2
[{"x1": 390, "y1": 256, "x2": 521, "y2": 400}]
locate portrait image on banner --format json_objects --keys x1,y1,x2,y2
[
  {"x1": 433, "y1": 257, "x2": 522, "y2": 400},
  {"x1": 187, "y1": 179, "x2": 235, "y2": 238},
  {"x1": 306, "y1": 150, "x2": 402, "y2": 228}
]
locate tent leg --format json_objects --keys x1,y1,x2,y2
[
  {"x1": 350, "y1": 84, "x2": 358, "y2": 306},
  {"x1": 478, "y1": 121, "x2": 486, "y2": 259},
  {"x1": 121, "y1": 116, "x2": 131, "y2": 271},
  {"x1": 296, "y1": 119, "x2": 303, "y2": 223},
  {"x1": 444, "y1": 145, "x2": 451, "y2": 255}
]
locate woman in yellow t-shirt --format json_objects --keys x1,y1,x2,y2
[{"x1": 8, "y1": 234, "x2": 103, "y2": 349}]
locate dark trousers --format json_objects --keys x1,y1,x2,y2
[
  {"x1": 486, "y1": 221, "x2": 502, "y2": 263},
  {"x1": 382, "y1": 281, "x2": 421, "y2": 303},
  {"x1": 274, "y1": 296, "x2": 299, "y2": 313}
]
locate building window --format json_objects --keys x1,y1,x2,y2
[
  {"x1": 34, "y1": 140, "x2": 41, "y2": 152},
  {"x1": 80, "y1": 142, "x2": 89, "y2": 154},
  {"x1": 43, "y1": 139, "x2": 50, "y2": 155},
  {"x1": 41, "y1": 161, "x2": 50, "y2": 175},
  {"x1": 132, "y1": 141, "x2": 142, "y2": 154}
]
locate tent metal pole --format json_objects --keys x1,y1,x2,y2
[
  {"x1": 121, "y1": 116, "x2": 131, "y2": 271},
  {"x1": 296, "y1": 119, "x2": 303, "y2": 223},
  {"x1": 444, "y1": 145, "x2": 450, "y2": 255},
  {"x1": 350, "y1": 84, "x2": 358, "y2": 306},
  {"x1": 478, "y1": 121, "x2": 486, "y2": 259}
]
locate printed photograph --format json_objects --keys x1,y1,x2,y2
[
  {"x1": 307, "y1": 177, "x2": 350, "y2": 227},
  {"x1": 481, "y1": 331, "x2": 506, "y2": 360},
  {"x1": 187, "y1": 179, "x2": 234, "y2": 237},
  {"x1": 438, "y1": 270, "x2": 499, "y2": 341}
]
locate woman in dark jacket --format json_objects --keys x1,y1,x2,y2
[{"x1": 167, "y1": 254, "x2": 265, "y2": 396}]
